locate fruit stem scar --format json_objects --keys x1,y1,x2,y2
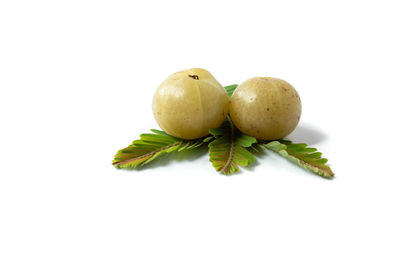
[{"x1": 188, "y1": 74, "x2": 199, "y2": 80}]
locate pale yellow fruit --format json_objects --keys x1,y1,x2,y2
[
  {"x1": 152, "y1": 68, "x2": 229, "y2": 140},
  {"x1": 230, "y1": 77, "x2": 301, "y2": 140}
]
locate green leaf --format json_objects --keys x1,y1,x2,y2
[
  {"x1": 260, "y1": 140, "x2": 335, "y2": 179},
  {"x1": 209, "y1": 127, "x2": 226, "y2": 137},
  {"x1": 203, "y1": 136, "x2": 215, "y2": 143},
  {"x1": 208, "y1": 117, "x2": 257, "y2": 175},
  {"x1": 224, "y1": 84, "x2": 238, "y2": 98},
  {"x1": 112, "y1": 130, "x2": 204, "y2": 169}
]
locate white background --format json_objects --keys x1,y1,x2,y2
[{"x1": 1, "y1": 0, "x2": 399, "y2": 266}]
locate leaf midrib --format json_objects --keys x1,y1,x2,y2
[
  {"x1": 113, "y1": 141, "x2": 182, "y2": 167},
  {"x1": 219, "y1": 117, "x2": 235, "y2": 173},
  {"x1": 297, "y1": 158, "x2": 334, "y2": 177}
]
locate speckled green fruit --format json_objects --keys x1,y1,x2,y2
[
  {"x1": 230, "y1": 77, "x2": 302, "y2": 140},
  {"x1": 152, "y1": 68, "x2": 229, "y2": 140}
]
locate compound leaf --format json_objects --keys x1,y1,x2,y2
[
  {"x1": 112, "y1": 129, "x2": 204, "y2": 169},
  {"x1": 261, "y1": 140, "x2": 334, "y2": 178},
  {"x1": 209, "y1": 118, "x2": 257, "y2": 175}
]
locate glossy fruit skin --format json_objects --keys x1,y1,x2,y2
[
  {"x1": 153, "y1": 68, "x2": 229, "y2": 140},
  {"x1": 230, "y1": 77, "x2": 301, "y2": 140}
]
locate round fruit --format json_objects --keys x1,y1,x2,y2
[
  {"x1": 152, "y1": 68, "x2": 229, "y2": 140},
  {"x1": 230, "y1": 77, "x2": 301, "y2": 140}
]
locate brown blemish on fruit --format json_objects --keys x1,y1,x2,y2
[
  {"x1": 188, "y1": 74, "x2": 199, "y2": 80},
  {"x1": 266, "y1": 108, "x2": 270, "y2": 111}
]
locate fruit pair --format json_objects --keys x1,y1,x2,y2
[{"x1": 152, "y1": 68, "x2": 301, "y2": 140}]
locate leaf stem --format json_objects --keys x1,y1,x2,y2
[{"x1": 220, "y1": 116, "x2": 235, "y2": 173}]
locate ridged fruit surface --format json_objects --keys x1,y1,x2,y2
[{"x1": 153, "y1": 68, "x2": 229, "y2": 140}]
